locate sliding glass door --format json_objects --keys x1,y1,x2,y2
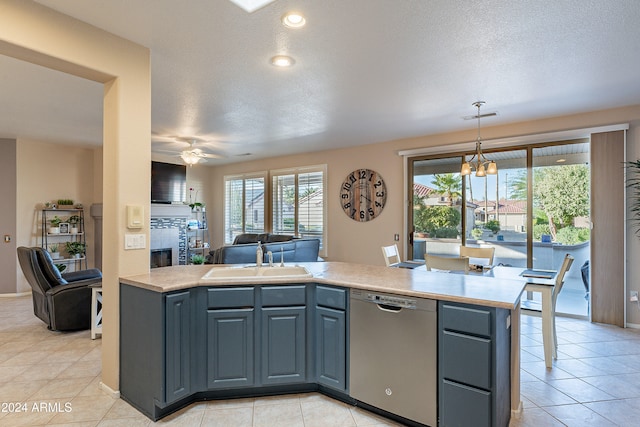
[
  {"x1": 410, "y1": 156, "x2": 464, "y2": 261},
  {"x1": 532, "y1": 142, "x2": 590, "y2": 316},
  {"x1": 409, "y1": 141, "x2": 590, "y2": 317}
]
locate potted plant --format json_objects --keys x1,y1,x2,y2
[
  {"x1": 48, "y1": 244, "x2": 61, "y2": 260},
  {"x1": 55, "y1": 263, "x2": 66, "y2": 273},
  {"x1": 68, "y1": 215, "x2": 81, "y2": 234},
  {"x1": 57, "y1": 199, "x2": 74, "y2": 208},
  {"x1": 190, "y1": 254, "x2": 206, "y2": 265},
  {"x1": 65, "y1": 241, "x2": 86, "y2": 259},
  {"x1": 49, "y1": 216, "x2": 62, "y2": 234}
]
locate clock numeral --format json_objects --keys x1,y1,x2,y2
[
  {"x1": 374, "y1": 180, "x2": 382, "y2": 188},
  {"x1": 341, "y1": 193, "x2": 349, "y2": 199},
  {"x1": 349, "y1": 174, "x2": 357, "y2": 184},
  {"x1": 343, "y1": 202, "x2": 351, "y2": 209},
  {"x1": 359, "y1": 170, "x2": 367, "y2": 179},
  {"x1": 368, "y1": 208, "x2": 375, "y2": 217},
  {"x1": 360, "y1": 210, "x2": 365, "y2": 219},
  {"x1": 375, "y1": 201, "x2": 382, "y2": 208},
  {"x1": 343, "y1": 182, "x2": 352, "y2": 191},
  {"x1": 376, "y1": 191, "x2": 385, "y2": 197},
  {"x1": 350, "y1": 209, "x2": 357, "y2": 219}
]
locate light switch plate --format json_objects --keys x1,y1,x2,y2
[{"x1": 125, "y1": 234, "x2": 146, "y2": 250}]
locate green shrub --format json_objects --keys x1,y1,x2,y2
[
  {"x1": 578, "y1": 227, "x2": 590, "y2": 242},
  {"x1": 433, "y1": 227, "x2": 459, "y2": 238},
  {"x1": 555, "y1": 226, "x2": 590, "y2": 245},
  {"x1": 533, "y1": 224, "x2": 551, "y2": 241},
  {"x1": 485, "y1": 220, "x2": 500, "y2": 234},
  {"x1": 414, "y1": 206, "x2": 461, "y2": 235},
  {"x1": 471, "y1": 228, "x2": 483, "y2": 239}
]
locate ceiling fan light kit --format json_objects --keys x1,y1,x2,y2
[{"x1": 180, "y1": 151, "x2": 203, "y2": 166}]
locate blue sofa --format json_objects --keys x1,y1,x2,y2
[{"x1": 209, "y1": 238, "x2": 321, "y2": 264}]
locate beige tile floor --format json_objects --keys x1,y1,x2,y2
[{"x1": 2, "y1": 295, "x2": 640, "y2": 426}]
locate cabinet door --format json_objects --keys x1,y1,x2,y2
[
  {"x1": 441, "y1": 379, "x2": 491, "y2": 427},
  {"x1": 165, "y1": 291, "x2": 191, "y2": 403},
  {"x1": 207, "y1": 309, "x2": 254, "y2": 388},
  {"x1": 315, "y1": 306, "x2": 346, "y2": 391},
  {"x1": 261, "y1": 307, "x2": 306, "y2": 385}
]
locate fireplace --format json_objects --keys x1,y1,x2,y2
[
  {"x1": 150, "y1": 204, "x2": 191, "y2": 266},
  {"x1": 150, "y1": 248, "x2": 172, "y2": 268}
]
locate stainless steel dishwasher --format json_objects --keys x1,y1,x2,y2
[{"x1": 350, "y1": 289, "x2": 437, "y2": 426}]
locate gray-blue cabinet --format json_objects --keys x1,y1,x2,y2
[
  {"x1": 260, "y1": 286, "x2": 307, "y2": 385},
  {"x1": 206, "y1": 287, "x2": 255, "y2": 389},
  {"x1": 438, "y1": 301, "x2": 511, "y2": 427},
  {"x1": 207, "y1": 309, "x2": 254, "y2": 388},
  {"x1": 315, "y1": 285, "x2": 347, "y2": 392},
  {"x1": 261, "y1": 307, "x2": 306, "y2": 384},
  {"x1": 165, "y1": 291, "x2": 191, "y2": 403},
  {"x1": 121, "y1": 282, "x2": 351, "y2": 421}
]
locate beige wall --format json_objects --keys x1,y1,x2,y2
[
  {"x1": 209, "y1": 105, "x2": 640, "y2": 324},
  {"x1": 15, "y1": 138, "x2": 99, "y2": 293}
]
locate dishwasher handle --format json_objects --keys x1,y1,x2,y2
[{"x1": 376, "y1": 303, "x2": 403, "y2": 313}]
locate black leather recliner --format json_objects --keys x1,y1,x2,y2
[{"x1": 17, "y1": 246, "x2": 102, "y2": 331}]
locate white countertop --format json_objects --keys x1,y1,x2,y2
[{"x1": 119, "y1": 262, "x2": 526, "y2": 310}]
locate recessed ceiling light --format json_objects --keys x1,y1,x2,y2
[
  {"x1": 282, "y1": 12, "x2": 306, "y2": 28},
  {"x1": 270, "y1": 55, "x2": 295, "y2": 67}
]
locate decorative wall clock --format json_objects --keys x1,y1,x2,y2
[{"x1": 340, "y1": 169, "x2": 387, "y2": 222}]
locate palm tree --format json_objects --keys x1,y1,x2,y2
[
  {"x1": 509, "y1": 171, "x2": 527, "y2": 200},
  {"x1": 431, "y1": 173, "x2": 462, "y2": 206}
]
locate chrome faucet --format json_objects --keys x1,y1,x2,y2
[
  {"x1": 267, "y1": 251, "x2": 273, "y2": 267},
  {"x1": 256, "y1": 241, "x2": 263, "y2": 267}
]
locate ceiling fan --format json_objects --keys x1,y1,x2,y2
[{"x1": 152, "y1": 135, "x2": 225, "y2": 166}]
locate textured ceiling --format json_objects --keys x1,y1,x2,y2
[{"x1": 2, "y1": 0, "x2": 640, "y2": 164}]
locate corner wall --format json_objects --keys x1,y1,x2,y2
[{"x1": 0, "y1": 139, "x2": 17, "y2": 294}]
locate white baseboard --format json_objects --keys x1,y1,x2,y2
[
  {"x1": 99, "y1": 381, "x2": 121, "y2": 398},
  {"x1": 625, "y1": 322, "x2": 640, "y2": 329},
  {"x1": 0, "y1": 291, "x2": 32, "y2": 298}
]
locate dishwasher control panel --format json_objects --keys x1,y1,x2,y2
[{"x1": 366, "y1": 293, "x2": 416, "y2": 309}]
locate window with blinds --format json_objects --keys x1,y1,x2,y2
[
  {"x1": 223, "y1": 173, "x2": 266, "y2": 244},
  {"x1": 272, "y1": 166, "x2": 326, "y2": 251}
]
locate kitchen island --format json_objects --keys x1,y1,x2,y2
[{"x1": 120, "y1": 262, "x2": 525, "y2": 426}]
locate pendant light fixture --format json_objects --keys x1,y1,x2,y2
[{"x1": 461, "y1": 101, "x2": 497, "y2": 177}]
